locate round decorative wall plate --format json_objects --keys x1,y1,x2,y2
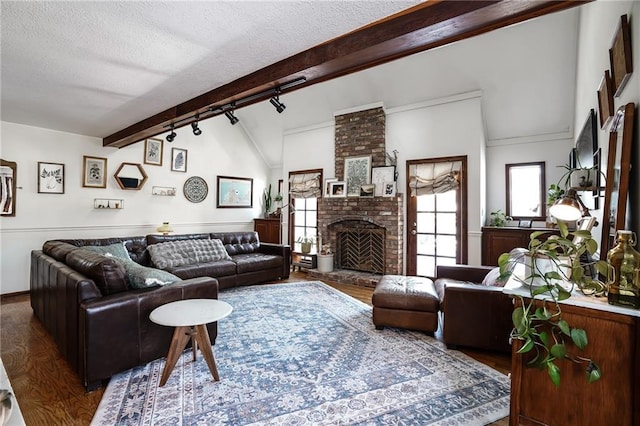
[{"x1": 183, "y1": 176, "x2": 208, "y2": 203}]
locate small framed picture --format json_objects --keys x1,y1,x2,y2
[
  {"x1": 360, "y1": 184, "x2": 375, "y2": 197},
  {"x1": 371, "y1": 166, "x2": 396, "y2": 196},
  {"x1": 518, "y1": 219, "x2": 532, "y2": 228},
  {"x1": 82, "y1": 156, "x2": 107, "y2": 188},
  {"x1": 144, "y1": 138, "x2": 163, "y2": 166},
  {"x1": 382, "y1": 182, "x2": 396, "y2": 197},
  {"x1": 38, "y1": 162, "x2": 65, "y2": 194},
  {"x1": 171, "y1": 148, "x2": 187, "y2": 172},
  {"x1": 329, "y1": 181, "x2": 346, "y2": 198},
  {"x1": 324, "y1": 178, "x2": 337, "y2": 197},
  {"x1": 597, "y1": 70, "x2": 614, "y2": 130},
  {"x1": 609, "y1": 14, "x2": 633, "y2": 97}
]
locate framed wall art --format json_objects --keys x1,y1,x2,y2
[
  {"x1": 360, "y1": 184, "x2": 375, "y2": 197},
  {"x1": 216, "y1": 176, "x2": 253, "y2": 208},
  {"x1": 371, "y1": 165, "x2": 395, "y2": 196},
  {"x1": 0, "y1": 159, "x2": 17, "y2": 217},
  {"x1": 344, "y1": 155, "x2": 371, "y2": 196},
  {"x1": 38, "y1": 162, "x2": 65, "y2": 194},
  {"x1": 597, "y1": 70, "x2": 614, "y2": 129},
  {"x1": 82, "y1": 156, "x2": 107, "y2": 188},
  {"x1": 171, "y1": 148, "x2": 187, "y2": 172},
  {"x1": 328, "y1": 181, "x2": 346, "y2": 198},
  {"x1": 600, "y1": 103, "x2": 635, "y2": 260},
  {"x1": 144, "y1": 138, "x2": 163, "y2": 166},
  {"x1": 382, "y1": 182, "x2": 396, "y2": 197},
  {"x1": 609, "y1": 14, "x2": 633, "y2": 97}
]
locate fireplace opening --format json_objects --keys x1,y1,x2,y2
[{"x1": 335, "y1": 226, "x2": 385, "y2": 274}]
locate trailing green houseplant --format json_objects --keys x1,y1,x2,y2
[{"x1": 498, "y1": 220, "x2": 609, "y2": 386}]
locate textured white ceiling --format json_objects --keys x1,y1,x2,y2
[
  {"x1": 1, "y1": 1, "x2": 581, "y2": 168},
  {"x1": 1, "y1": 0, "x2": 421, "y2": 136}
]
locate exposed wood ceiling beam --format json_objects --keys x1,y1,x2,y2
[{"x1": 104, "y1": 0, "x2": 589, "y2": 148}]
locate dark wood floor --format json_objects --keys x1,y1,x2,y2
[{"x1": 1, "y1": 272, "x2": 510, "y2": 425}]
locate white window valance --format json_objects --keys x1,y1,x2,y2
[
  {"x1": 289, "y1": 172, "x2": 321, "y2": 198},
  {"x1": 408, "y1": 161, "x2": 462, "y2": 196}
]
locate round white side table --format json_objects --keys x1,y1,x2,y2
[{"x1": 150, "y1": 298, "x2": 232, "y2": 386}]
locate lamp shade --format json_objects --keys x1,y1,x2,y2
[
  {"x1": 549, "y1": 189, "x2": 584, "y2": 222},
  {"x1": 157, "y1": 222, "x2": 173, "y2": 235}
]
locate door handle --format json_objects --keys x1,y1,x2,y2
[{"x1": 411, "y1": 230, "x2": 417, "y2": 235}]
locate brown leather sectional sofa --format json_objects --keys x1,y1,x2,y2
[{"x1": 30, "y1": 231, "x2": 290, "y2": 390}]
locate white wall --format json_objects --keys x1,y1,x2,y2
[
  {"x1": 0, "y1": 117, "x2": 271, "y2": 294},
  {"x1": 282, "y1": 92, "x2": 487, "y2": 268},
  {"x1": 574, "y1": 0, "x2": 640, "y2": 248}
]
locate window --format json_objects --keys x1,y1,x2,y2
[
  {"x1": 292, "y1": 197, "x2": 317, "y2": 252},
  {"x1": 506, "y1": 162, "x2": 546, "y2": 220},
  {"x1": 288, "y1": 169, "x2": 322, "y2": 252}
]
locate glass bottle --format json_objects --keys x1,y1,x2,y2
[{"x1": 607, "y1": 230, "x2": 640, "y2": 308}]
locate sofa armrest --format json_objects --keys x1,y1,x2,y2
[
  {"x1": 436, "y1": 264, "x2": 494, "y2": 283},
  {"x1": 441, "y1": 284, "x2": 513, "y2": 353},
  {"x1": 258, "y1": 243, "x2": 291, "y2": 278},
  {"x1": 79, "y1": 277, "x2": 219, "y2": 388}
]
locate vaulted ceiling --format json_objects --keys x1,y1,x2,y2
[{"x1": 1, "y1": 1, "x2": 586, "y2": 167}]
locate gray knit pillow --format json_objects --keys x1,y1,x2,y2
[{"x1": 148, "y1": 238, "x2": 231, "y2": 269}]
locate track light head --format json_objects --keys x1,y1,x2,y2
[
  {"x1": 191, "y1": 118, "x2": 202, "y2": 136},
  {"x1": 166, "y1": 125, "x2": 176, "y2": 142},
  {"x1": 225, "y1": 110, "x2": 239, "y2": 125},
  {"x1": 269, "y1": 95, "x2": 286, "y2": 113}
]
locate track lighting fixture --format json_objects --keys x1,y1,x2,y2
[
  {"x1": 166, "y1": 125, "x2": 176, "y2": 142},
  {"x1": 269, "y1": 93, "x2": 286, "y2": 113},
  {"x1": 191, "y1": 115, "x2": 202, "y2": 136},
  {"x1": 225, "y1": 110, "x2": 239, "y2": 125}
]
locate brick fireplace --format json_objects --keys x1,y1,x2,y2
[{"x1": 313, "y1": 106, "x2": 404, "y2": 286}]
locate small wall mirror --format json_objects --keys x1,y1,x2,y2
[{"x1": 114, "y1": 162, "x2": 148, "y2": 190}]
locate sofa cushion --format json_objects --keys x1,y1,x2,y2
[
  {"x1": 66, "y1": 250, "x2": 129, "y2": 295},
  {"x1": 114, "y1": 258, "x2": 180, "y2": 289},
  {"x1": 210, "y1": 232, "x2": 260, "y2": 255},
  {"x1": 166, "y1": 260, "x2": 237, "y2": 280},
  {"x1": 147, "y1": 239, "x2": 231, "y2": 269},
  {"x1": 43, "y1": 241, "x2": 79, "y2": 262},
  {"x1": 233, "y1": 253, "x2": 283, "y2": 274}
]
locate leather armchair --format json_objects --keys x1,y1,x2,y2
[{"x1": 435, "y1": 264, "x2": 513, "y2": 353}]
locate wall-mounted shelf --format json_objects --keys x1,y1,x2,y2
[
  {"x1": 152, "y1": 186, "x2": 176, "y2": 196},
  {"x1": 94, "y1": 198, "x2": 123, "y2": 209}
]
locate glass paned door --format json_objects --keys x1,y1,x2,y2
[{"x1": 407, "y1": 156, "x2": 467, "y2": 278}]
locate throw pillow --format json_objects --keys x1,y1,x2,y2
[
  {"x1": 114, "y1": 257, "x2": 180, "y2": 289},
  {"x1": 481, "y1": 267, "x2": 509, "y2": 287},
  {"x1": 84, "y1": 242, "x2": 132, "y2": 261},
  {"x1": 147, "y1": 238, "x2": 231, "y2": 269},
  {"x1": 66, "y1": 249, "x2": 129, "y2": 295}
]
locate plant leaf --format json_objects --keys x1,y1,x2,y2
[
  {"x1": 557, "y1": 319, "x2": 570, "y2": 335},
  {"x1": 517, "y1": 338, "x2": 534, "y2": 353},
  {"x1": 539, "y1": 331, "x2": 549, "y2": 346},
  {"x1": 550, "y1": 343, "x2": 567, "y2": 358},
  {"x1": 587, "y1": 361, "x2": 602, "y2": 383},
  {"x1": 547, "y1": 361, "x2": 561, "y2": 387},
  {"x1": 571, "y1": 328, "x2": 588, "y2": 350},
  {"x1": 556, "y1": 285, "x2": 572, "y2": 300}
]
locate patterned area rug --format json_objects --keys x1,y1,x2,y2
[{"x1": 92, "y1": 282, "x2": 510, "y2": 425}]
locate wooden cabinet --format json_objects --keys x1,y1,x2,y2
[
  {"x1": 481, "y1": 226, "x2": 558, "y2": 266},
  {"x1": 509, "y1": 299, "x2": 640, "y2": 425},
  {"x1": 254, "y1": 218, "x2": 281, "y2": 244}
]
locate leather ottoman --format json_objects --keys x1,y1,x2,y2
[{"x1": 372, "y1": 275, "x2": 440, "y2": 334}]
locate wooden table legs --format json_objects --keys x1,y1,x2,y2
[{"x1": 159, "y1": 324, "x2": 219, "y2": 387}]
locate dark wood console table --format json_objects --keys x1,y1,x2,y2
[
  {"x1": 504, "y1": 277, "x2": 640, "y2": 425},
  {"x1": 482, "y1": 226, "x2": 559, "y2": 266},
  {"x1": 254, "y1": 218, "x2": 281, "y2": 244}
]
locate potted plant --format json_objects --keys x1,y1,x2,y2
[
  {"x1": 489, "y1": 210, "x2": 511, "y2": 227},
  {"x1": 296, "y1": 235, "x2": 315, "y2": 254},
  {"x1": 498, "y1": 220, "x2": 608, "y2": 386},
  {"x1": 272, "y1": 193, "x2": 283, "y2": 217}
]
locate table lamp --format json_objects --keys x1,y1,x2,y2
[
  {"x1": 157, "y1": 222, "x2": 173, "y2": 236},
  {"x1": 548, "y1": 188, "x2": 589, "y2": 222}
]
